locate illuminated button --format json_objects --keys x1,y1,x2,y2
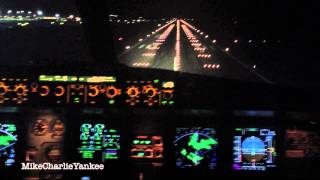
[
  {"x1": 54, "y1": 86, "x2": 65, "y2": 97},
  {"x1": 126, "y1": 86, "x2": 140, "y2": 98},
  {"x1": 88, "y1": 85, "x2": 99, "y2": 97},
  {"x1": 162, "y1": 81, "x2": 174, "y2": 88},
  {"x1": 162, "y1": 90, "x2": 174, "y2": 100},
  {"x1": 30, "y1": 82, "x2": 39, "y2": 92}
]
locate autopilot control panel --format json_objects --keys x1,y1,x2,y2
[{"x1": 0, "y1": 75, "x2": 175, "y2": 107}]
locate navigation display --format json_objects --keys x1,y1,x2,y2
[
  {"x1": 174, "y1": 128, "x2": 218, "y2": 169},
  {"x1": 0, "y1": 122, "x2": 17, "y2": 167}
]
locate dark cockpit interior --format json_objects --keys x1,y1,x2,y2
[{"x1": 0, "y1": 0, "x2": 319, "y2": 179}]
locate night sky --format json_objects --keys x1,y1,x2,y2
[{"x1": 2, "y1": 0, "x2": 318, "y2": 45}]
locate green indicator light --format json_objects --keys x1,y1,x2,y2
[
  {"x1": 235, "y1": 128, "x2": 243, "y2": 131},
  {"x1": 154, "y1": 79, "x2": 160, "y2": 83},
  {"x1": 39, "y1": 75, "x2": 77, "y2": 82},
  {"x1": 82, "y1": 151, "x2": 94, "y2": 159},
  {"x1": 137, "y1": 152, "x2": 144, "y2": 157},
  {"x1": 133, "y1": 140, "x2": 139, "y2": 144},
  {"x1": 145, "y1": 140, "x2": 151, "y2": 144},
  {"x1": 161, "y1": 101, "x2": 167, "y2": 104},
  {"x1": 181, "y1": 148, "x2": 187, "y2": 156},
  {"x1": 104, "y1": 153, "x2": 119, "y2": 159},
  {"x1": 109, "y1": 100, "x2": 115, "y2": 104},
  {"x1": 109, "y1": 129, "x2": 116, "y2": 133},
  {"x1": 247, "y1": 128, "x2": 258, "y2": 132},
  {"x1": 169, "y1": 101, "x2": 174, "y2": 105},
  {"x1": 79, "y1": 76, "x2": 117, "y2": 83}
]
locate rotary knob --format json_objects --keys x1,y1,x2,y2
[
  {"x1": 126, "y1": 86, "x2": 140, "y2": 98},
  {"x1": 0, "y1": 82, "x2": 9, "y2": 95},
  {"x1": 106, "y1": 85, "x2": 121, "y2": 99},
  {"x1": 14, "y1": 84, "x2": 28, "y2": 96},
  {"x1": 143, "y1": 85, "x2": 158, "y2": 98}
]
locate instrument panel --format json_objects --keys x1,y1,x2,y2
[{"x1": 0, "y1": 75, "x2": 175, "y2": 107}]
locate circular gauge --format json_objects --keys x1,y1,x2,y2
[
  {"x1": 32, "y1": 119, "x2": 49, "y2": 136},
  {"x1": 241, "y1": 136, "x2": 266, "y2": 162},
  {"x1": 51, "y1": 119, "x2": 65, "y2": 136},
  {"x1": 126, "y1": 86, "x2": 140, "y2": 98},
  {"x1": 94, "y1": 124, "x2": 105, "y2": 133},
  {"x1": 14, "y1": 84, "x2": 28, "y2": 96}
]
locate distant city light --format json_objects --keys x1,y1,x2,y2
[
  {"x1": 55, "y1": 13, "x2": 60, "y2": 18},
  {"x1": 36, "y1": 10, "x2": 43, "y2": 16},
  {"x1": 253, "y1": 65, "x2": 257, "y2": 69},
  {"x1": 212, "y1": 39, "x2": 217, "y2": 43},
  {"x1": 7, "y1": 10, "x2": 12, "y2": 14},
  {"x1": 118, "y1": 37, "x2": 124, "y2": 41},
  {"x1": 248, "y1": 40, "x2": 253, "y2": 43},
  {"x1": 68, "y1": 14, "x2": 74, "y2": 19},
  {"x1": 27, "y1": 11, "x2": 32, "y2": 15},
  {"x1": 225, "y1": 47, "x2": 230, "y2": 52},
  {"x1": 234, "y1": 39, "x2": 239, "y2": 43},
  {"x1": 16, "y1": 11, "x2": 21, "y2": 14},
  {"x1": 205, "y1": 35, "x2": 209, "y2": 38},
  {"x1": 158, "y1": 24, "x2": 161, "y2": 27},
  {"x1": 125, "y1": 45, "x2": 131, "y2": 49},
  {"x1": 139, "y1": 38, "x2": 143, "y2": 42},
  {"x1": 109, "y1": 14, "x2": 118, "y2": 17},
  {"x1": 262, "y1": 40, "x2": 266, "y2": 43}
]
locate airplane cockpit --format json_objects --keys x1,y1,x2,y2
[{"x1": 0, "y1": 0, "x2": 319, "y2": 179}]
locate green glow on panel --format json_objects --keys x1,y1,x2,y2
[
  {"x1": 188, "y1": 133, "x2": 217, "y2": 151},
  {"x1": 187, "y1": 152, "x2": 203, "y2": 164}
]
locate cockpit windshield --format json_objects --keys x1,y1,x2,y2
[{"x1": 1, "y1": 0, "x2": 319, "y2": 86}]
